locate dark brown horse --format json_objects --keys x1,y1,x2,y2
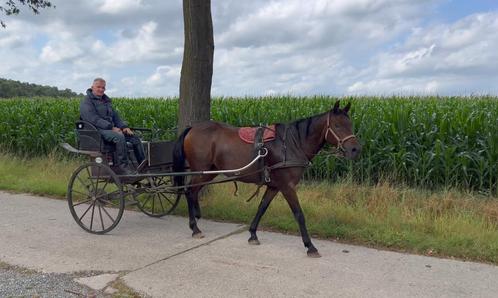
[{"x1": 172, "y1": 101, "x2": 361, "y2": 257}]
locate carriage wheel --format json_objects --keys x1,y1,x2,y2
[
  {"x1": 134, "y1": 176, "x2": 181, "y2": 217},
  {"x1": 67, "y1": 162, "x2": 125, "y2": 234}
]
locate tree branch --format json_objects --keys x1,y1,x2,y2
[{"x1": 1, "y1": 0, "x2": 54, "y2": 28}]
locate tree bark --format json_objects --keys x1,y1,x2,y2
[{"x1": 178, "y1": 0, "x2": 214, "y2": 133}]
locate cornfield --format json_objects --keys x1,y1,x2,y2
[{"x1": 0, "y1": 96, "x2": 496, "y2": 194}]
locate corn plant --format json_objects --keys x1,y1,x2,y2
[{"x1": 0, "y1": 96, "x2": 496, "y2": 194}]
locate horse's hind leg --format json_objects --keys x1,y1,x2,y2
[
  {"x1": 186, "y1": 174, "x2": 216, "y2": 238},
  {"x1": 191, "y1": 186, "x2": 203, "y2": 219},
  {"x1": 248, "y1": 187, "x2": 278, "y2": 245},
  {"x1": 185, "y1": 188, "x2": 203, "y2": 238},
  {"x1": 281, "y1": 186, "x2": 321, "y2": 258}
]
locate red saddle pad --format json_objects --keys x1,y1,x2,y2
[{"x1": 238, "y1": 125, "x2": 276, "y2": 144}]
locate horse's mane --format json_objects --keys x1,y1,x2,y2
[{"x1": 276, "y1": 111, "x2": 328, "y2": 141}]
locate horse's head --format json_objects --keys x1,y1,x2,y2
[{"x1": 325, "y1": 101, "x2": 362, "y2": 160}]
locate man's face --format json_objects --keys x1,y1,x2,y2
[{"x1": 92, "y1": 81, "x2": 106, "y2": 97}]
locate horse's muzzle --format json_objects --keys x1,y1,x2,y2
[{"x1": 344, "y1": 140, "x2": 362, "y2": 160}]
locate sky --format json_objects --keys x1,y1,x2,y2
[{"x1": 1, "y1": 0, "x2": 497, "y2": 97}]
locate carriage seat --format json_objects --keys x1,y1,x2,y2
[{"x1": 75, "y1": 120, "x2": 130, "y2": 153}]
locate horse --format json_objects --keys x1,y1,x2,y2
[{"x1": 172, "y1": 101, "x2": 361, "y2": 257}]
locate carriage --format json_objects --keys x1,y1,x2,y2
[{"x1": 61, "y1": 120, "x2": 267, "y2": 235}]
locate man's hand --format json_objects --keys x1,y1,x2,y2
[
  {"x1": 112, "y1": 127, "x2": 123, "y2": 134},
  {"x1": 122, "y1": 128, "x2": 134, "y2": 135}
]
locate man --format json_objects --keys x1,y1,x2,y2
[{"x1": 80, "y1": 78, "x2": 145, "y2": 175}]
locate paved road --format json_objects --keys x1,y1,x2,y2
[{"x1": 1, "y1": 191, "x2": 497, "y2": 297}]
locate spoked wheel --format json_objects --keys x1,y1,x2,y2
[
  {"x1": 134, "y1": 176, "x2": 181, "y2": 217},
  {"x1": 67, "y1": 162, "x2": 125, "y2": 234}
]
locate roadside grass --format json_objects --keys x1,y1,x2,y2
[
  {"x1": 109, "y1": 278, "x2": 143, "y2": 298},
  {"x1": 0, "y1": 152, "x2": 78, "y2": 198},
  {"x1": 191, "y1": 182, "x2": 498, "y2": 264},
  {"x1": 1, "y1": 152, "x2": 497, "y2": 264}
]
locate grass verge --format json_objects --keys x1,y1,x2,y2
[
  {"x1": 1, "y1": 152, "x2": 497, "y2": 264},
  {"x1": 0, "y1": 152, "x2": 78, "y2": 198}
]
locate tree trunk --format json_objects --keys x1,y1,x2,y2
[{"x1": 178, "y1": 0, "x2": 214, "y2": 134}]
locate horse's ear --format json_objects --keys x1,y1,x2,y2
[
  {"x1": 344, "y1": 102, "x2": 351, "y2": 114},
  {"x1": 333, "y1": 100, "x2": 340, "y2": 113}
]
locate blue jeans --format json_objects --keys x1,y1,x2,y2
[{"x1": 99, "y1": 130, "x2": 145, "y2": 166}]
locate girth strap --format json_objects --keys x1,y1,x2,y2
[
  {"x1": 254, "y1": 127, "x2": 271, "y2": 184},
  {"x1": 268, "y1": 160, "x2": 311, "y2": 170}
]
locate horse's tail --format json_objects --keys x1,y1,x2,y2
[{"x1": 173, "y1": 126, "x2": 192, "y2": 187}]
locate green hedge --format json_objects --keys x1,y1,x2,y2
[{"x1": 0, "y1": 96, "x2": 496, "y2": 194}]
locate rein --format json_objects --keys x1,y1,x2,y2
[{"x1": 324, "y1": 111, "x2": 356, "y2": 152}]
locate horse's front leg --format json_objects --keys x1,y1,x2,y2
[
  {"x1": 248, "y1": 187, "x2": 279, "y2": 245},
  {"x1": 281, "y1": 186, "x2": 320, "y2": 258}
]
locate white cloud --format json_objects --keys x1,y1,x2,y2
[
  {"x1": 347, "y1": 12, "x2": 498, "y2": 95},
  {"x1": 377, "y1": 44, "x2": 436, "y2": 77},
  {"x1": 0, "y1": 31, "x2": 31, "y2": 48},
  {"x1": 97, "y1": 21, "x2": 168, "y2": 64},
  {"x1": 347, "y1": 78, "x2": 442, "y2": 95},
  {"x1": 211, "y1": 0, "x2": 440, "y2": 95},
  {"x1": 146, "y1": 65, "x2": 180, "y2": 86},
  {"x1": 0, "y1": 0, "x2": 497, "y2": 96},
  {"x1": 40, "y1": 40, "x2": 84, "y2": 63},
  {"x1": 99, "y1": 0, "x2": 144, "y2": 14},
  {"x1": 217, "y1": 0, "x2": 428, "y2": 49}
]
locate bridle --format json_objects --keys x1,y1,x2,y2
[{"x1": 324, "y1": 111, "x2": 357, "y2": 152}]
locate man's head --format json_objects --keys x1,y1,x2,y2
[{"x1": 91, "y1": 78, "x2": 106, "y2": 97}]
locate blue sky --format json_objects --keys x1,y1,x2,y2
[
  {"x1": 1, "y1": 0, "x2": 497, "y2": 97},
  {"x1": 437, "y1": 0, "x2": 497, "y2": 21}
]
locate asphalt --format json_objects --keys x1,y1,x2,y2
[{"x1": 1, "y1": 191, "x2": 497, "y2": 297}]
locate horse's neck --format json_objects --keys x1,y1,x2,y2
[{"x1": 288, "y1": 113, "x2": 327, "y2": 161}]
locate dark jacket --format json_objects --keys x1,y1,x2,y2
[{"x1": 80, "y1": 89, "x2": 128, "y2": 130}]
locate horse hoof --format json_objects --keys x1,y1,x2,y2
[
  {"x1": 248, "y1": 239, "x2": 260, "y2": 245},
  {"x1": 307, "y1": 251, "x2": 321, "y2": 258},
  {"x1": 192, "y1": 232, "x2": 205, "y2": 239}
]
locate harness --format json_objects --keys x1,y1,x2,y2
[
  {"x1": 324, "y1": 111, "x2": 357, "y2": 153},
  {"x1": 191, "y1": 113, "x2": 359, "y2": 202},
  {"x1": 248, "y1": 112, "x2": 358, "y2": 198}
]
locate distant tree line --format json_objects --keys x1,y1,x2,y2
[{"x1": 0, "y1": 78, "x2": 81, "y2": 98}]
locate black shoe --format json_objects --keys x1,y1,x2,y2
[{"x1": 115, "y1": 164, "x2": 134, "y2": 176}]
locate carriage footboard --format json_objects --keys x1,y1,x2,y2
[{"x1": 60, "y1": 143, "x2": 102, "y2": 157}]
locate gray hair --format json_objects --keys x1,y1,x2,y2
[{"x1": 93, "y1": 77, "x2": 106, "y2": 85}]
